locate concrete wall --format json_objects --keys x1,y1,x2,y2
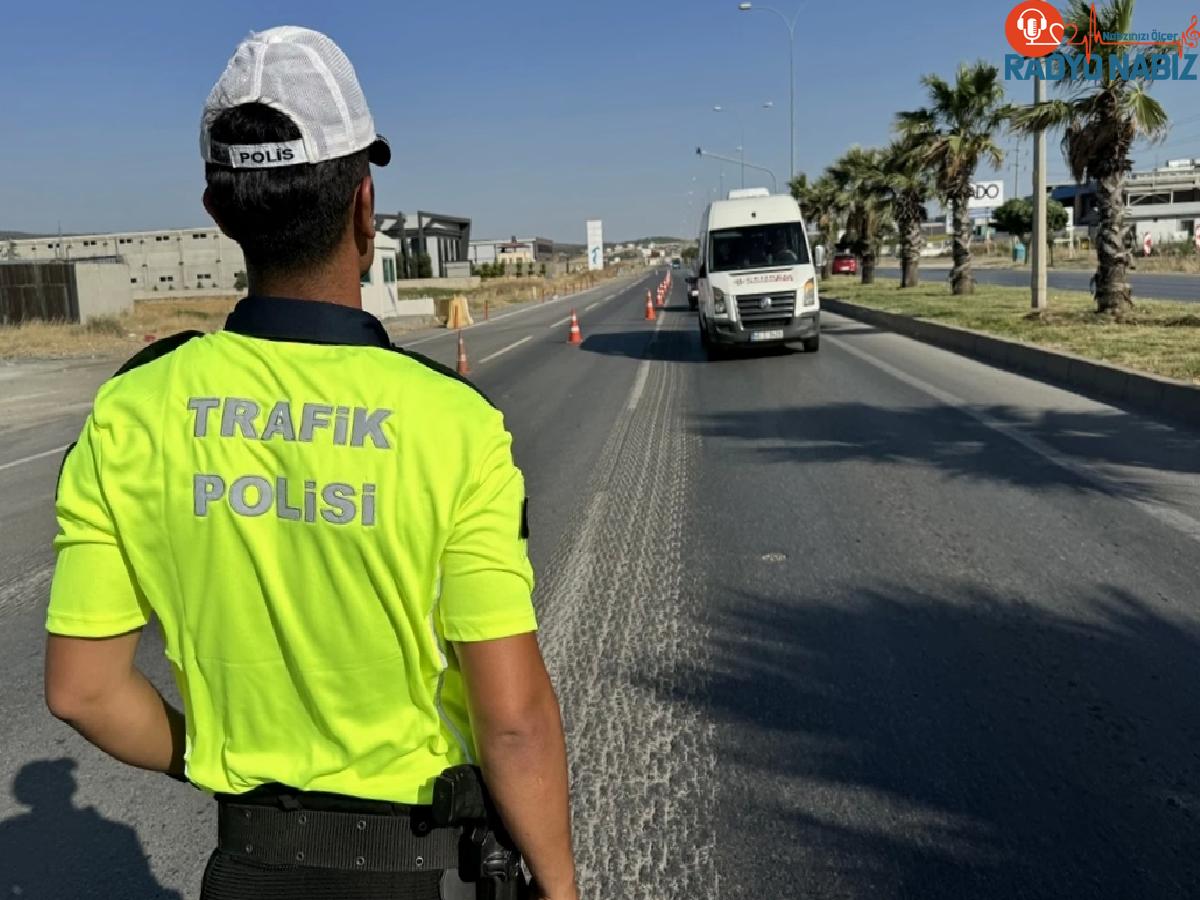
[
  {"x1": 5, "y1": 227, "x2": 246, "y2": 293},
  {"x1": 74, "y1": 262, "x2": 134, "y2": 321}
]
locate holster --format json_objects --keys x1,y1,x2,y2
[{"x1": 433, "y1": 766, "x2": 530, "y2": 900}]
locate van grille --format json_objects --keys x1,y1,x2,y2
[{"x1": 736, "y1": 291, "x2": 796, "y2": 329}]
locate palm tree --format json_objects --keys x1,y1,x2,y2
[
  {"x1": 791, "y1": 172, "x2": 845, "y2": 278},
  {"x1": 828, "y1": 146, "x2": 889, "y2": 284},
  {"x1": 897, "y1": 61, "x2": 1008, "y2": 295},
  {"x1": 1011, "y1": 0, "x2": 1169, "y2": 316},
  {"x1": 881, "y1": 138, "x2": 935, "y2": 288}
]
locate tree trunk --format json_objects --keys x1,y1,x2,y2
[
  {"x1": 861, "y1": 246, "x2": 877, "y2": 284},
  {"x1": 1094, "y1": 170, "x2": 1132, "y2": 316},
  {"x1": 951, "y1": 194, "x2": 975, "y2": 295},
  {"x1": 902, "y1": 198, "x2": 924, "y2": 288}
]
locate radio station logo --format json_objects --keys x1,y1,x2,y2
[{"x1": 1003, "y1": 1, "x2": 1200, "y2": 81}]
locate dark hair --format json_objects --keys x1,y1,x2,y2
[{"x1": 204, "y1": 103, "x2": 368, "y2": 274}]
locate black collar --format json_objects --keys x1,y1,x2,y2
[{"x1": 224, "y1": 295, "x2": 391, "y2": 348}]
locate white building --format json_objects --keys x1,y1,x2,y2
[
  {"x1": 2, "y1": 226, "x2": 245, "y2": 296},
  {"x1": 1050, "y1": 158, "x2": 1200, "y2": 246},
  {"x1": 468, "y1": 237, "x2": 554, "y2": 266}
]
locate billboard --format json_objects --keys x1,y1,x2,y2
[
  {"x1": 967, "y1": 180, "x2": 1005, "y2": 211},
  {"x1": 586, "y1": 219, "x2": 604, "y2": 271}
]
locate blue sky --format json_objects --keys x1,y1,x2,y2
[{"x1": 1, "y1": 0, "x2": 1198, "y2": 243}]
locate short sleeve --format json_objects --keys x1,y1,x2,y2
[
  {"x1": 46, "y1": 415, "x2": 150, "y2": 637},
  {"x1": 438, "y1": 414, "x2": 536, "y2": 643}
]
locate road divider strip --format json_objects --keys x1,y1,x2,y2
[{"x1": 0, "y1": 443, "x2": 71, "y2": 474}]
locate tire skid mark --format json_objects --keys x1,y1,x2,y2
[{"x1": 536, "y1": 325, "x2": 716, "y2": 898}]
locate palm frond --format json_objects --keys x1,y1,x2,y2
[{"x1": 1125, "y1": 81, "x2": 1170, "y2": 140}]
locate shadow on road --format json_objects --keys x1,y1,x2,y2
[
  {"x1": 0, "y1": 759, "x2": 182, "y2": 899},
  {"x1": 693, "y1": 402, "x2": 1200, "y2": 494},
  {"x1": 642, "y1": 580, "x2": 1200, "y2": 898}
]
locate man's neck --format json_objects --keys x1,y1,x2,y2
[{"x1": 248, "y1": 259, "x2": 363, "y2": 310}]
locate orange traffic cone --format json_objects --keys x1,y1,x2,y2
[
  {"x1": 657, "y1": 286, "x2": 665, "y2": 307},
  {"x1": 456, "y1": 332, "x2": 470, "y2": 375},
  {"x1": 567, "y1": 310, "x2": 583, "y2": 345},
  {"x1": 645, "y1": 291, "x2": 657, "y2": 321}
]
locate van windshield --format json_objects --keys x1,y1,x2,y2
[{"x1": 709, "y1": 222, "x2": 809, "y2": 273}]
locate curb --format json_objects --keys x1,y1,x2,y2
[{"x1": 821, "y1": 296, "x2": 1200, "y2": 429}]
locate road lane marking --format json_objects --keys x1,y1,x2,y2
[
  {"x1": 828, "y1": 334, "x2": 1200, "y2": 544},
  {"x1": 549, "y1": 315, "x2": 571, "y2": 328},
  {"x1": 477, "y1": 335, "x2": 534, "y2": 365},
  {"x1": 584, "y1": 302, "x2": 598, "y2": 312},
  {"x1": 0, "y1": 391, "x2": 56, "y2": 405},
  {"x1": 401, "y1": 273, "x2": 654, "y2": 348},
  {"x1": 0, "y1": 443, "x2": 71, "y2": 474},
  {"x1": 627, "y1": 361, "x2": 651, "y2": 411}
]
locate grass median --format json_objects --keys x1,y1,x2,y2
[{"x1": 821, "y1": 275, "x2": 1200, "y2": 385}]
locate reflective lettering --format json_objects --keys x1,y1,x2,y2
[
  {"x1": 304, "y1": 480, "x2": 318, "y2": 523},
  {"x1": 261, "y1": 401, "x2": 296, "y2": 441},
  {"x1": 194, "y1": 474, "x2": 225, "y2": 515},
  {"x1": 222, "y1": 399, "x2": 260, "y2": 439},
  {"x1": 334, "y1": 407, "x2": 350, "y2": 445},
  {"x1": 230, "y1": 475, "x2": 272, "y2": 516},
  {"x1": 321, "y1": 483, "x2": 356, "y2": 524},
  {"x1": 188, "y1": 398, "x2": 221, "y2": 438},
  {"x1": 299, "y1": 404, "x2": 333, "y2": 441},
  {"x1": 276, "y1": 476, "x2": 301, "y2": 520},
  {"x1": 361, "y1": 483, "x2": 376, "y2": 527},
  {"x1": 351, "y1": 407, "x2": 392, "y2": 449}
]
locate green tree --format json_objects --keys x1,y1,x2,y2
[
  {"x1": 991, "y1": 197, "x2": 1068, "y2": 259},
  {"x1": 880, "y1": 137, "x2": 935, "y2": 288},
  {"x1": 417, "y1": 253, "x2": 433, "y2": 279},
  {"x1": 792, "y1": 172, "x2": 847, "y2": 279},
  {"x1": 827, "y1": 147, "x2": 890, "y2": 284},
  {"x1": 897, "y1": 61, "x2": 1009, "y2": 295},
  {"x1": 1011, "y1": 0, "x2": 1169, "y2": 316},
  {"x1": 681, "y1": 245, "x2": 698, "y2": 262}
]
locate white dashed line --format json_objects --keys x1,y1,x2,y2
[
  {"x1": 477, "y1": 335, "x2": 534, "y2": 365},
  {"x1": 0, "y1": 443, "x2": 71, "y2": 473}
]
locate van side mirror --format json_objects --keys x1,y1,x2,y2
[
  {"x1": 698, "y1": 264, "x2": 707, "y2": 279},
  {"x1": 814, "y1": 245, "x2": 826, "y2": 268}
]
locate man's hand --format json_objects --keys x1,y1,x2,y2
[
  {"x1": 455, "y1": 632, "x2": 577, "y2": 900},
  {"x1": 45, "y1": 630, "x2": 186, "y2": 777}
]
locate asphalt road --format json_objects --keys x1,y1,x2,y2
[
  {"x1": 2, "y1": 271, "x2": 1199, "y2": 898},
  {"x1": 877, "y1": 264, "x2": 1200, "y2": 302}
]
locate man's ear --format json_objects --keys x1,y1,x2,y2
[
  {"x1": 355, "y1": 174, "x2": 376, "y2": 241},
  {"x1": 202, "y1": 189, "x2": 232, "y2": 239}
]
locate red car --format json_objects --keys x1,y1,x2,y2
[{"x1": 832, "y1": 253, "x2": 858, "y2": 275}]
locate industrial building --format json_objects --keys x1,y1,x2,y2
[
  {"x1": 376, "y1": 211, "x2": 472, "y2": 279},
  {"x1": 2, "y1": 227, "x2": 244, "y2": 295},
  {"x1": 1051, "y1": 158, "x2": 1200, "y2": 246}
]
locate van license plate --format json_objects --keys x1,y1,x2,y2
[{"x1": 750, "y1": 329, "x2": 784, "y2": 342}]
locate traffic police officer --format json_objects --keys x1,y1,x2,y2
[{"x1": 43, "y1": 26, "x2": 577, "y2": 900}]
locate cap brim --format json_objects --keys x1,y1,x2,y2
[{"x1": 369, "y1": 135, "x2": 390, "y2": 167}]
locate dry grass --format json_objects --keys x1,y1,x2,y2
[
  {"x1": 0, "y1": 296, "x2": 238, "y2": 360},
  {"x1": 0, "y1": 266, "x2": 642, "y2": 360},
  {"x1": 824, "y1": 276, "x2": 1200, "y2": 384}
]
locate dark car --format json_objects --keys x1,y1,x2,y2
[
  {"x1": 831, "y1": 253, "x2": 858, "y2": 275},
  {"x1": 685, "y1": 275, "x2": 699, "y2": 310}
]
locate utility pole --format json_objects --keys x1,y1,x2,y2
[{"x1": 1031, "y1": 75, "x2": 1048, "y2": 310}]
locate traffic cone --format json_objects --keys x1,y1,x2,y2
[
  {"x1": 567, "y1": 310, "x2": 583, "y2": 345},
  {"x1": 645, "y1": 291, "x2": 657, "y2": 321},
  {"x1": 456, "y1": 332, "x2": 470, "y2": 375},
  {"x1": 657, "y1": 286, "x2": 665, "y2": 307}
]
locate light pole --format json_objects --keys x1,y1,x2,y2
[
  {"x1": 713, "y1": 102, "x2": 773, "y2": 189},
  {"x1": 738, "y1": 3, "x2": 801, "y2": 181},
  {"x1": 1031, "y1": 74, "x2": 1048, "y2": 310},
  {"x1": 696, "y1": 147, "x2": 779, "y2": 194}
]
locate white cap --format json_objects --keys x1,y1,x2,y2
[{"x1": 200, "y1": 26, "x2": 390, "y2": 169}]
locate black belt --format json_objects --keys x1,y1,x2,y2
[{"x1": 217, "y1": 789, "x2": 461, "y2": 873}]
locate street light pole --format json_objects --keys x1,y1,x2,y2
[
  {"x1": 1031, "y1": 75, "x2": 1048, "y2": 310},
  {"x1": 739, "y1": 3, "x2": 800, "y2": 181}
]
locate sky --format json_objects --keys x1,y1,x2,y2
[{"x1": 2, "y1": 0, "x2": 1199, "y2": 243}]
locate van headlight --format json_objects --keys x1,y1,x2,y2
[
  {"x1": 713, "y1": 286, "x2": 727, "y2": 316},
  {"x1": 802, "y1": 278, "x2": 817, "y2": 307}
]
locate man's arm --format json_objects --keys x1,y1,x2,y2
[
  {"x1": 455, "y1": 633, "x2": 577, "y2": 900},
  {"x1": 45, "y1": 630, "x2": 186, "y2": 776}
]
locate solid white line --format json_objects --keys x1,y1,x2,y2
[
  {"x1": 828, "y1": 334, "x2": 1200, "y2": 544},
  {"x1": 627, "y1": 360, "x2": 651, "y2": 411},
  {"x1": 0, "y1": 443, "x2": 71, "y2": 473},
  {"x1": 584, "y1": 302, "x2": 598, "y2": 312},
  {"x1": 549, "y1": 315, "x2": 571, "y2": 329},
  {"x1": 477, "y1": 334, "x2": 534, "y2": 365}
]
